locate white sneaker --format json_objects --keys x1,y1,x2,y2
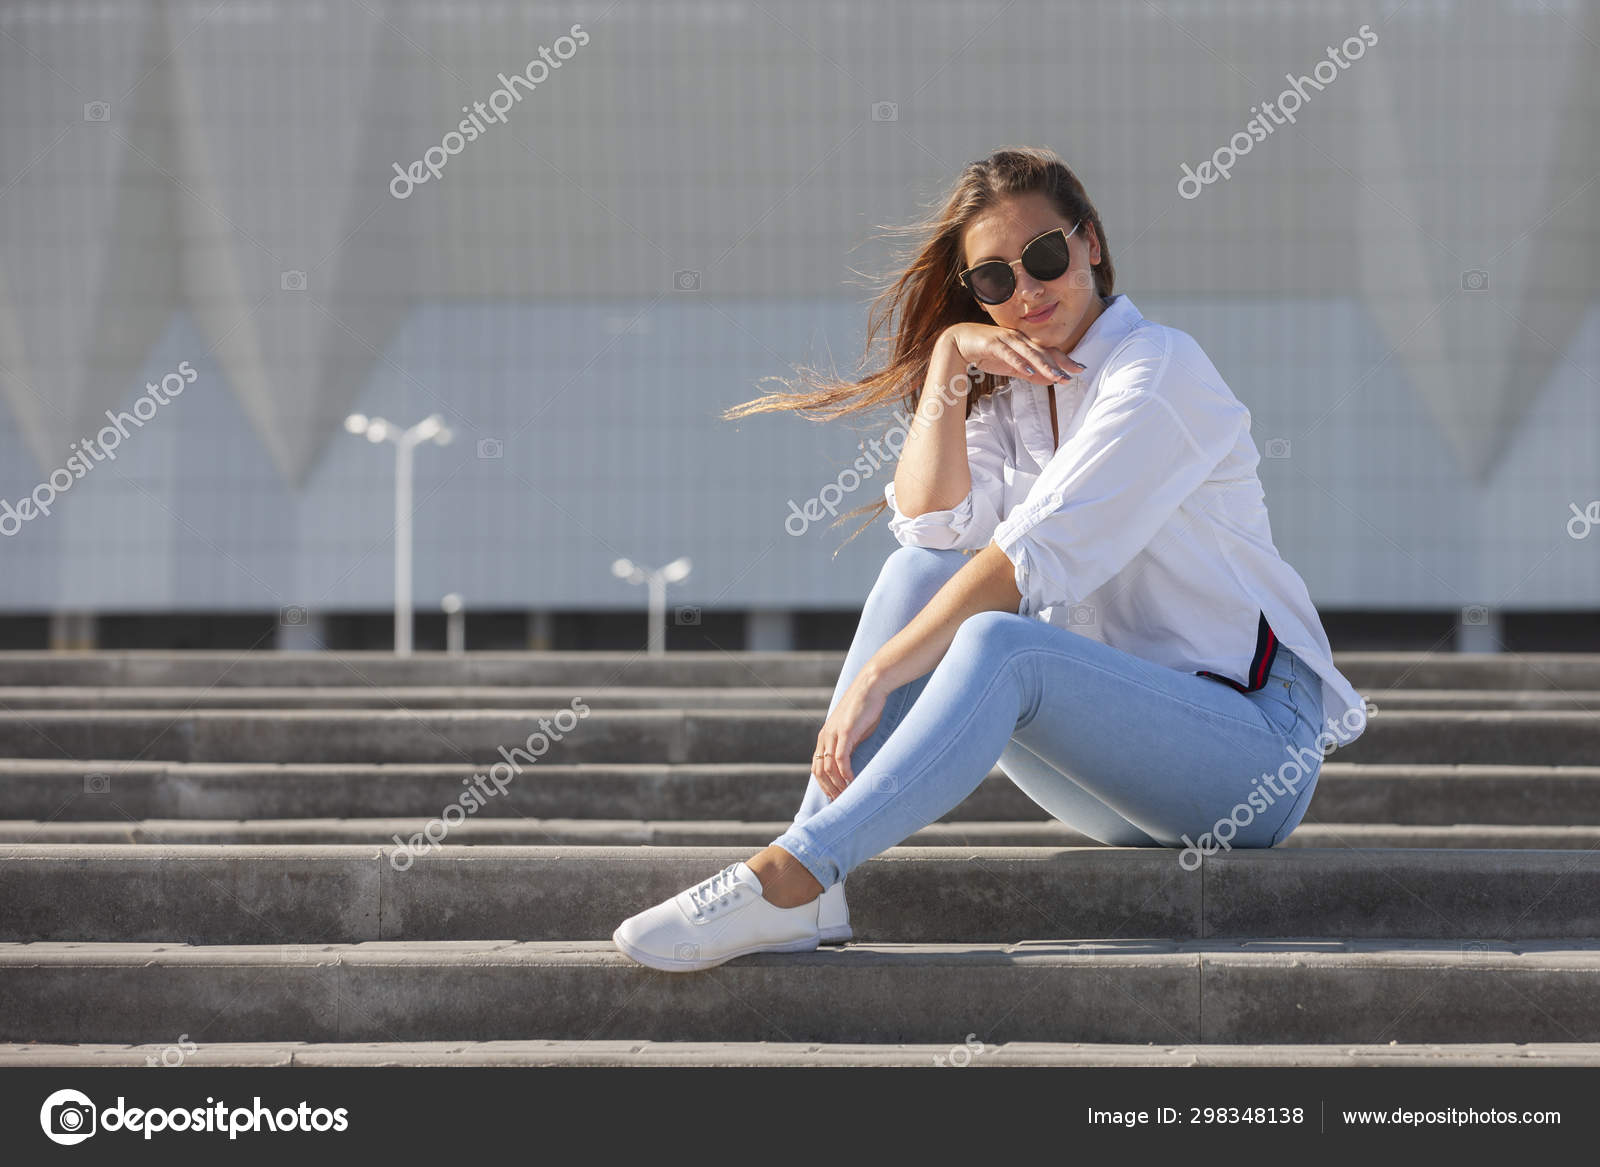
[
  {"x1": 818, "y1": 878, "x2": 851, "y2": 944},
  {"x1": 612, "y1": 861, "x2": 821, "y2": 972}
]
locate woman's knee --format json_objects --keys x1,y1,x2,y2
[
  {"x1": 950, "y1": 608, "x2": 1037, "y2": 656},
  {"x1": 879, "y1": 544, "x2": 969, "y2": 578},
  {"x1": 869, "y1": 545, "x2": 969, "y2": 604}
]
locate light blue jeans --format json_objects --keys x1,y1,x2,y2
[{"x1": 771, "y1": 546, "x2": 1326, "y2": 887}]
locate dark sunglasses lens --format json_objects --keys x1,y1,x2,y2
[
  {"x1": 966, "y1": 262, "x2": 1014, "y2": 304},
  {"x1": 1022, "y1": 230, "x2": 1071, "y2": 282}
]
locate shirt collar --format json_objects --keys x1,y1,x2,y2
[{"x1": 1064, "y1": 292, "x2": 1144, "y2": 380}]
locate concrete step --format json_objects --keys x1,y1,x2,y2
[
  {"x1": 8, "y1": 1039, "x2": 1600, "y2": 1067},
  {"x1": 5, "y1": 844, "x2": 1600, "y2": 944},
  {"x1": 0, "y1": 651, "x2": 846, "y2": 690},
  {"x1": 0, "y1": 685, "x2": 834, "y2": 710},
  {"x1": 4, "y1": 650, "x2": 1599, "y2": 691},
  {"x1": 1362, "y1": 690, "x2": 1600, "y2": 711},
  {"x1": 0, "y1": 709, "x2": 1594, "y2": 764},
  {"x1": 1, "y1": 685, "x2": 1592, "y2": 712},
  {"x1": 3, "y1": 939, "x2": 1598, "y2": 1045},
  {"x1": 5, "y1": 760, "x2": 1600, "y2": 823},
  {"x1": 10, "y1": 817, "x2": 1600, "y2": 851}
]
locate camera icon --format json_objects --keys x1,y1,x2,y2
[
  {"x1": 674, "y1": 604, "x2": 701, "y2": 626},
  {"x1": 872, "y1": 773, "x2": 898, "y2": 795},
  {"x1": 1461, "y1": 604, "x2": 1489, "y2": 626},
  {"x1": 280, "y1": 270, "x2": 307, "y2": 291},
  {"x1": 280, "y1": 944, "x2": 309, "y2": 963},
  {"x1": 41, "y1": 1089, "x2": 97, "y2": 1144},
  {"x1": 84, "y1": 772, "x2": 110, "y2": 794},
  {"x1": 1067, "y1": 603, "x2": 1097, "y2": 627},
  {"x1": 83, "y1": 101, "x2": 110, "y2": 122},
  {"x1": 673, "y1": 942, "x2": 700, "y2": 963},
  {"x1": 1461, "y1": 940, "x2": 1491, "y2": 958},
  {"x1": 1264, "y1": 438, "x2": 1292, "y2": 460},
  {"x1": 1461, "y1": 269, "x2": 1489, "y2": 291},
  {"x1": 476, "y1": 437, "x2": 504, "y2": 460},
  {"x1": 673, "y1": 270, "x2": 700, "y2": 291},
  {"x1": 50, "y1": 1101, "x2": 95, "y2": 1136},
  {"x1": 279, "y1": 605, "x2": 308, "y2": 627},
  {"x1": 871, "y1": 101, "x2": 898, "y2": 121}
]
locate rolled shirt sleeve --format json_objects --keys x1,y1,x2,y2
[
  {"x1": 990, "y1": 333, "x2": 1247, "y2": 616},
  {"x1": 883, "y1": 388, "x2": 1010, "y2": 551}
]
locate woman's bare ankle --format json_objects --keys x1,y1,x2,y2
[{"x1": 747, "y1": 845, "x2": 823, "y2": 908}]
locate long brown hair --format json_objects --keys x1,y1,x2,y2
[{"x1": 723, "y1": 145, "x2": 1116, "y2": 555}]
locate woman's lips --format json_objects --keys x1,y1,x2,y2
[{"x1": 1022, "y1": 302, "x2": 1056, "y2": 323}]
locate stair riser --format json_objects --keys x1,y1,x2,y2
[
  {"x1": 3, "y1": 764, "x2": 1600, "y2": 824},
  {"x1": 5, "y1": 847, "x2": 1600, "y2": 943},
  {"x1": 0, "y1": 687, "x2": 1589, "y2": 711},
  {"x1": 0, "y1": 712, "x2": 1592, "y2": 765},
  {"x1": 1, "y1": 951, "x2": 1594, "y2": 1045},
  {"x1": 3, "y1": 652, "x2": 1598, "y2": 691},
  {"x1": 6, "y1": 821, "x2": 1598, "y2": 849}
]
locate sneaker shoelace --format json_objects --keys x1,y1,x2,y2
[{"x1": 686, "y1": 862, "x2": 748, "y2": 918}]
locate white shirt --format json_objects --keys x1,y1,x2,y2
[{"x1": 882, "y1": 292, "x2": 1368, "y2": 748}]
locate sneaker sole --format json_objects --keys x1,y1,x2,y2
[
  {"x1": 611, "y1": 927, "x2": 821, "y2": 972},
  {"x1": 818, "y1": 925, "x2": 852, "y2": 944}
]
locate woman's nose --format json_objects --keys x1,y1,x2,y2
[{"x1": 1012, "y1": 269, "x2": 1048, "y2": 300}]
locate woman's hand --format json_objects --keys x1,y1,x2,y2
[
  {"x1": 811, "y1": 669, "x2": 892, "y2": 800},
  {"x1": 941, "y1": 323, "x2": 1084, "y2": 387}
]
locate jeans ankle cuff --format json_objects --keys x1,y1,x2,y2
[{"x1": 769, "y1": 832, "x2": 837, "y2": 888}]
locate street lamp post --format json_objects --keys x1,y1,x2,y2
[
  {"x1": 612, "y1": 556, "x2": 692, "y2": 655},
  {"x1": 441, "y1": 592, "x2": 465, "y2": 655},
  {"x1": 344, "y1": 412, "x2": 453, "y2": 656}
]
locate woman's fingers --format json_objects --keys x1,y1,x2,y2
[
  {"x1": 836, "y1": 739, "x2": 855, "y2": 786},
  {"x1": 996, "y1": 340, "x2": 1054, "y2": 384},
  {"x1": 814, "y1": 737, "x2": 843, "y2": 799},
  {"x1": 815, "y1": 730, "x2": 855, "y2": 798},
  {"x1": 813, "y1": 756, "x2": 836, "y2": 799},
  {"x1": 825, "y1": 738, "x2": 852, "y2": 790},
  {"x1": 1036, "y1": 345, "x2": 1081, "y2": 380},
  {"x1": 1020, "y1": 340, "x2": 1084, "y2": 381}
]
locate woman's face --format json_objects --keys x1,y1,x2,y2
[{"x1": 960, "y1": 190, "x2": 1104, "y2": 350}]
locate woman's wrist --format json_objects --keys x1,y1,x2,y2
[
  {"x1": 857, "y1": 655, "x2": 899, "y2": 698},
  {"x1": 931, "y1": 327, "x2": 967, "y2": 378},
  {"x1": 923, "y1": 332, "x2": 975, "y2": 418}
]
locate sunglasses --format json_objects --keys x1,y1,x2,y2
[{"x1": 957, "y1": 222, "x2": 1080, "y2": 306}]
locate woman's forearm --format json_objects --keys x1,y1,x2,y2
[
  {"x1": 891, "y1": 331, "x2": 976, "y2": 517},
  {"x1": 859, "y1": 540, "x2": 1023, "y2": 693}
]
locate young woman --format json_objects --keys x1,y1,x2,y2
[{"x1": 613, "y1": 145, "x2": 1369, "y2": 972}]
